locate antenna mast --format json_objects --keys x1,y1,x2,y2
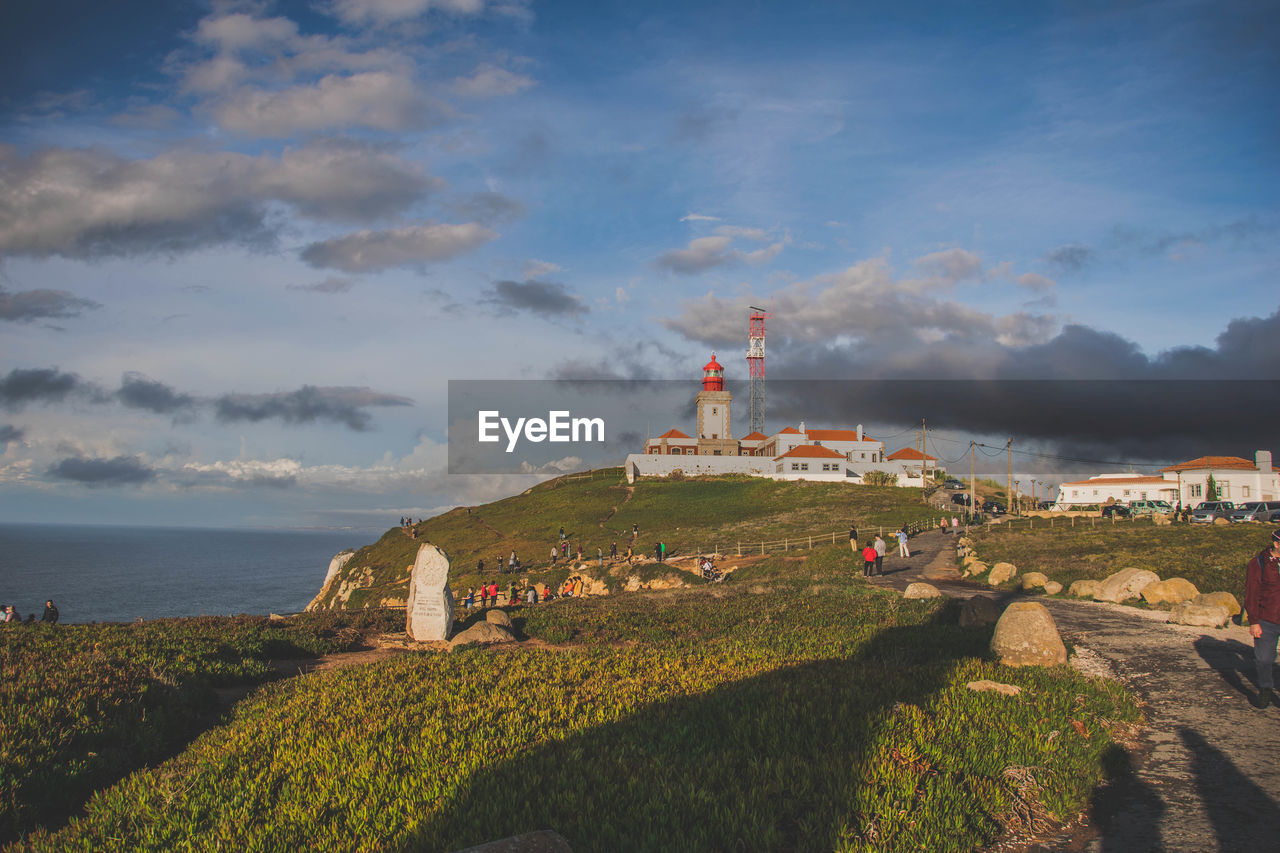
[{"x1": 747, "y1": 305, "x2": 770, "y2": 435}]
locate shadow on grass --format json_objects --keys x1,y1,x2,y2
[{"x1": 398, "y1": 619, "x2": 994, "y2": 852}]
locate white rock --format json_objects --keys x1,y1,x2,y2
[
  {"x1": 1093, "y1": 568, "x2": 1160, "y2": 603},
  {"x1": 1168, "y1": 602, "x2": 1230, "y2": 628}
]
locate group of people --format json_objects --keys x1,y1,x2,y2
[
  {"x1": 462, "y1": 576, "x2": 589, "y2": 609},
  {"x1": 3, "y1": 600, "x2": 58, "y2": 625},
  {"x1": 850, "y1": 522, "x2": 913, "y2": 578}
]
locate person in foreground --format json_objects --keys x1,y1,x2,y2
[{"x1": 1244, "y1": 529, "x2": 1280, "y2": 708}]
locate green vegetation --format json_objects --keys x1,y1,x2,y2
[
  {"x1": 0, "y1": 611, "x2": 401, "y2": 841},
  {"x1": 966, "y1": 520, "x2": 1271, "y2": 602},
  {"x1": 319, "y1": 470, "x2": 945, "y2": 610},
  {"x1": 16, "y1": 546, "x2": 1139, "y2": 852}
]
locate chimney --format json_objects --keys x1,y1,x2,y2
[
  {"x1": 799, "y1": 420, "x2": 805, "y2": 434},
  {"x1": 856, "y1": 424, "x2": 863, "y2": 442},
  {"x1": 1258, "y1": 450, "x2": 1273, "y2": 472}
]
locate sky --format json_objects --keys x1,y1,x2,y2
[{"x1": 1, "y1": 0, "x2": 1277, "y2": 528}]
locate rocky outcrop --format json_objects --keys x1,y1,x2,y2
[
  {"x1": 1141, "y1": 578, "x2": 1200, "y2": 606},
  {"x1": 904, "y1": 582, "x2": 942, "y2": 599},
  {"x1": 1093, "y1": 568, "x2": 1160, "y2": 603},
  {"x1": 448, "y1": 621, "x2": 515, "y2": 648},
  {"x1": 306, "y1": 549, "x2": 356, "y2": 611},
  {"x1": 1068, "y1": 579, "x2": 1100, "y2": 598},
  {"x1": 1168, "y1": 602, "x2": 1231, "y2": 628},
  {"x1": 991, "y1": 602, "x2": 1068, "y2": 667},
  {"x1": 959, "y1": 596, "x2": 1001, "y2": 627},
  {"x1": 1192, "y1": 592, "x2": 1241, "y2": 617},
  {"x1": 1020, "y1": 571, "x2": 1049, "y2": 591},
  {"x1": 988, "y1": 562, "x2": 1017, "y2": 586}
]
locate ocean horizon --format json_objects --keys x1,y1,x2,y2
[{"x1": 0, "y1": 522, "x2": 383, "y2": 624}]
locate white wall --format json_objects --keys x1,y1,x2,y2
[{"x1": 625, "y1": 454, "x2": 773, "y2": 483}]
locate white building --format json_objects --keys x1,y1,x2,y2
[
  {"x1": 1055, "y1": 451, "x2": 1278, "y2": 508},
  {"x1": 628, "y1": 353, "x2": 924, "y2": 486}
]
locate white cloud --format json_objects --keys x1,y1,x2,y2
[
  {"x1": 680, "y1": 213, "x2": 721, "y2": 222},
  {"x1": 300, "y1": 222, "x2": 498, "y2": 272},
  {"x1": 523, "y1": 259, "x2": 562, "y2": 278},
  {"x1": 327, "y1": 0, "x2": 491, "y2": 26},
  {"x1": 212, "y1": 71, "x2": 450, "y2": 136},
  {"x1": 655, "y1": 233, "x2": 786, "y2": 274},
  {"x1": 912, "y1": 248, "x2": 983, "y2": 283},
  {"x1": 450, "y1": 63, "x2": 535, "y2": 97},
  {"x1": 0, "y1": 142, "x2": 439, "y2": 258}
]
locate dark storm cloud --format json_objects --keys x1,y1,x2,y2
[
  {"x1": 214, "y1": 385, "x2": 412, "y2": 431},
  {"x1": 47, "y1": 454, "x2": 156, "y2": 486},
  {"x1": 0, "y1": 368, "x2": 87, "y2": 409},
  {"x1": 484, "y1": 280, "x2": 587, "y2": 318},
  {"x1": 0, "y1": 287, "x2": 102, "y2": 322},
  {"x1": 116, "y1": 372, "x2": 196, "y2": 414},
  {"x1": 0, "y1": 424, "x2": 24, "y2": 444}
]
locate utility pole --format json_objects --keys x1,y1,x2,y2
[
  {"x1": 1006, "y1": 438, "x2": 1013, "y2": 516},
  {"x1": 969, "y1": 441, "x2": 977, "y2": 523}
]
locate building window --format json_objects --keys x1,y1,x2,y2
[
  {"x1": 671, "y1": 448, "x2": 682, "y2": 455},
  {"x1": 1192, "y1": 483, "x2": 1202, "y2": 497},
  {"x1": 1243, "y1": 486, "x2": 1251, "y2": 498},
  {"x1": 712, "y1": 407, "x2": 717, "y2": 415},
  {"x1": 1220, "y1": 483, "x2": 1230, "y2": 498},
  {"x1": 713, "y1": 450, "x2": 721, "y2": 456},
  {"x1": 801, "y1": 463, "x2": 809, "y2": 471}
]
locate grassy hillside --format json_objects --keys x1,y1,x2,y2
[
  {"x1": 314, "y1": 469, "x2": 946, "y2": 610},
  {"x1": 966, "y1": 520, "x2": 1271, "y2": 603},
  {"x1": 19, "y1": 547, "x2": 1139, "y2": 852}
]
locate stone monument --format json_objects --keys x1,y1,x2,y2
[{"x1": 406, "y1": 543, "x2": 454, "y2": 641}]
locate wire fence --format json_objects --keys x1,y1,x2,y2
[
  {"x1": 979, "y1": 512, "x2": 1179, "y2": 532},
  {"x1": 691, "y1": 516, "x2": 950, "y2": 557}
]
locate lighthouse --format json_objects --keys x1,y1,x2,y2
[{"x1": 695, "y1": 353, "x2": 735, "y2": 456}]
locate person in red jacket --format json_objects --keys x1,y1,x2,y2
[
  {"x1": 1244, "y1": 528, "x2": 1280, "y2": 708},
  {"x1": 861, "y1": 543, "x2": 877, "y2": 578}
]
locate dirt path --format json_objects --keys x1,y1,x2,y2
[
  {"x1": 214, "y1": 646, "x2": 404, "y2": 708},
  {"x1": 870, "y1": 528, "x2": 1280, "y2": 852}
]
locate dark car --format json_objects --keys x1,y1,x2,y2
[
  {"x1": 1190, "y1": 501, "x2": 1234, "y2": 523},
  {"x1": 1229, "y1": 501, "x2": 1280, "y2": 523},
  {"x1": 1037, "y1": 500, "x2": 1054, "y2": 510},
  {"x1": 1101, "y1": 504, "x2": 1131, "y2": 519},
  {"x1": 942, "y1": 479, "x2": 965, "y2": 490},
  {"x1": 950, "y1": 493, "x2": 972, "y2": 506},
  {"x1": 981, "y1": 501, "x2": 1005, "y2": 515}
]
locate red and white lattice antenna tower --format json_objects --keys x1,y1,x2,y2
[{"x1": 747, "y1": 305, "x2": 771, "y2": 435}]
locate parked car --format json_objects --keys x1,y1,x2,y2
[
  {"x1": 1129, "y1": 500, "x2": 1173, "y2": 516},
  {"x1": 1037, "y1": 500, "x2": 1054, "y2": 510},
  {"x1": 1268, "y1": 508, "x2": 1280, "y2": 524},
  {"x1": 981, "y1": 500, "x2": 1006, "y2": 515},
  {"x1": 1229, "y1": 501, "x2": 1280, "y2": 523},
  {"x1": 1102, "y1": 504, "x2": 1131, "y2": 519},
  {"x1": 1190, "y1": 501, "x2": 1235, "y2": 523},
  {"x1": 942, "y1": 479, "x2": 965, "y2": 491},
  {"x1": 950, "y1": 493, "x2": 972, "y2": 506}
]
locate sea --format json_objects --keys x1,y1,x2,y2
[{"x1": 0, "y1": 523, "x2": 379, "y2": 624}]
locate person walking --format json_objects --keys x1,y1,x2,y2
[
  {"x1": 849, "y1": 522, "x2": 859, "y2": 555},
  {"x1": 559, "y1": 526, "x2": 565, "y2": 541},
  {"x1": 861, "y1": 543, "x2": 877, "y2": 578},
  {"x1": 1245, "y1": 528, "x2": 1280, "y2": 708},
  {"x1": 597, "y1": 546, "x2": 604, "y2": 567},
  {"x1": 632, "y1": 522, "x2": 638, "y2": 538},
  {"x1": 660, "y1": 542, "x2": 667, "y2": 562},
  {"x1": 896, "y1": 527, "x2": 910, "y2": 558},
  {"x1": 654, "y1": 542, "x2": 662, "y2": 562},
  {"x1": 610, "y1": 541, "x2": 617, "y2": 559},
  {"x1": 41, "y1": 600, "x2": 59, "y2": 624},
  {"x1": 550, "y1": 545, "x2": 558, "y2": 566},
  {"x1": 873, "y1": 535, "x2": 886, "y2": 576}
]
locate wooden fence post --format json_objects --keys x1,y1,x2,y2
[
  {"x1": 737, "y1": 541, "x2": 742, "y2": 556},
  {"x1": 808, "y1": 535, "x2": 812, "y2": 549}
]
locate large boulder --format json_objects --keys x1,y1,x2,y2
[
  {"x1": 1212, "y1": 517, "x2": 1231, "y2": 526},
  {"x1": 1153, "y1": 514, "x2": 1173, "y2": 526},
  {"x1": 963, "y1": 560, "x2": 989, "y2": 579},
  {"x1": 1068, "y1": 579, "x2": 1100, "y2": 598},
  {"x1": 1192, "y1": 592, "x2": 1241, "y2": 617},
  {"x1": 1043, "y1": 581, "x2": 1063, "y2": 595},
  {"x1": 485, "y1": 608, "x2": 513, "y2": 628},
  {"x1": 959, "y1": 596, "x2": 1002, "y2": 627},
  {"x1": 991, "y1": 602, "x2": 1068, "y2": 667},
  {"x1": 904, "y1": 582, "x2": 942, "y2": 599},
  {"x1": 988, "y1": 562, "x2": 1017, "y2": 586},
  {"x1": 1168, "y1": 601, "x2": 1231, "y2": 628},
  {"x1": 1141, "y1": 578, "x2": 1200, "y2": 606},
  {"x1": 449, "y1": 621, "x2": 515, "y2": 648},
  {"x1": 1020, "y1": 572, "x2": 1049, "y2": 591},
  {"x1": 1093, "y1": 568, "x2": 1160, "y2": 603}
]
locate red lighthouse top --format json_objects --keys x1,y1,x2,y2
[{"x1": 702, "y1": 352, "x2": 724, "y2": 391}]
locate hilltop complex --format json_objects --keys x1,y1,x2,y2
[
  {"x1": 1055, "y1": 452, "x2": 1278, "y2": 508},
  {"x1": 624, "y1": 354, "x2": 936, "y2": 486}
]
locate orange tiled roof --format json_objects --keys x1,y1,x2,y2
[
  {"x1": 740, "y1": 431, "x2": 768, "y2": 441},
  {"x1": 775, "y1": 445, "x2": 846, "y2": 460},
  {"x1": 1160, "y1": 456, "x2": 1269, "y2": 473},
  {"x1": 886, "y1": 447, "x2": 937, "y2": 461},
  {"x1": 1060, "y1": 475, "x2": 1170, "y2": 487},
  {"x1": 777, "y1": 426, "x2": 803, "y2": 434},
  {"x1": 655, "y1": 428, "x2": 693, "y2": 440},
  {"x1": 806, "y1": 428, "x2": 876, "y2": 442}
]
